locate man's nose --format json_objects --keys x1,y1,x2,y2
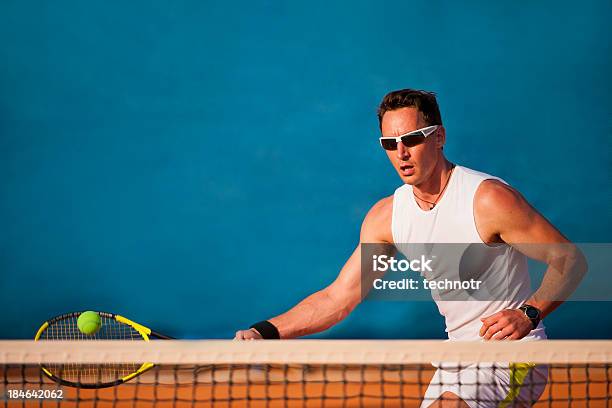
[{"x1": 396, "y1": 142, "x2": 410, "y2": 160}]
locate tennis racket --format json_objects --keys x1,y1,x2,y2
[{"x1": 34, "y1": 311, "x2": 173, "y2": 388}]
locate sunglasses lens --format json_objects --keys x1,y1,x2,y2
[
  {"x1": 401, "y1": 134, "x2": 425, "y2": 147},
  {"x1": 380, "y1": 139, "x2": 398, "y2": 150}
]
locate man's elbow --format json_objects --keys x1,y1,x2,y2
[
  {"x1": 562, "y1": 243, "x2": 588, "y2": 277},
  {"x1": 337, "y1": 297, "x2": 359, "y2": 321},
  {"x1": 549, "y1": 243, "x2": 588, "y2": 300}
]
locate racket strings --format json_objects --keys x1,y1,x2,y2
[{"x1": 40, "y1": 315, "x2": 144, "y2": 386}]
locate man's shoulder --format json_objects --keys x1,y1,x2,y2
[
  {"x1": 370, "y1": 194, "x2": 394, "y2": 214},
  {"x1": 455, "y1": 165, "x2": 516, "y2": 207},
  {"x1": 360, "y1": 195, "x2": 394, "y2": 243},
  {"x1": 474, "y1": 179, "x2": 528, "y2": 240},
  {"x1": 475, "y1": 178, "x2": 522, "y2": 211},
  {"x1": 364, "y1": 195, "x2": 394, "y2": 227}
]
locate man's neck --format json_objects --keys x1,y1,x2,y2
[{"x1": 413, "y1": 158, "x2": 454, "y2": 201}]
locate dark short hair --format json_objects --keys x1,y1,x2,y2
[{"x1": 377, "y1": 89, "x2": 443, "y2": 129}]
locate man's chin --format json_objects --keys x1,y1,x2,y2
[{"x1": 399, "y1": 172, "x2": 419, "y2": 185}]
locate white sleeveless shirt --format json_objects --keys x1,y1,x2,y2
[{"x1": 391, "y1": 165, "x2": 546, "y2": 340}]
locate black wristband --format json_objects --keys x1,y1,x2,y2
[{"x1": 249, "y1": 320, "x2": 280, "y2": 339}]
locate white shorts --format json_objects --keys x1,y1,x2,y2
[{"x1": 420, "y1": 362, "x2": 549, "y2": 408}]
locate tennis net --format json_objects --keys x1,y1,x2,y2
[{"x1": 1, "y1": 340, "x2": 611, "y2": 407}]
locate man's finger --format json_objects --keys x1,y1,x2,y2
[
  {"x1": 483, "y1": 323, "x2": 503, "y2": 340},
  {"x1": 235, "y1": 328, "x2": 264, "y2": 341},
  {"x1": 508, "y1": 331, "x2": 523, "y2": 340},
  {"x1": 234, "y1": 330, "x2": 254, "y2": 340},
  {"x1": 479, "y1": 314, "x2": 500, "y2": 337},
  {"x1": 492, "y1": 326, "x2": 514, "y2": 340},
  {"x1": 481, "y1": 312, "x2": 501, "y2": 326}
]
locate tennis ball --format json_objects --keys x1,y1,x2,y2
[{"x1": 77, "y1": 311, "x2": 101, "y2": 335}]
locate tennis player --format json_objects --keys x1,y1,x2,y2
[{"x1": 235, "y1": 89, "x2": 584, "y2": 407}]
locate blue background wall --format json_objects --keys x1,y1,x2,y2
[{"x1": 1, "y1": 1, "x2": 610, "y2": 339}]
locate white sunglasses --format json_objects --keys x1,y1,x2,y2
[{"x1": 379, "y1": 125, "x2": 439, "y2": 150}]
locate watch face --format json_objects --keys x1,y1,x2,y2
[{"x1": 525, "y1": 307, "x2": 539, "y2": 319}]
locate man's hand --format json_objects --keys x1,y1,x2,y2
[
  {"x1": 234, "y1": 328, "x2": 263, "y2": 340},
  {"x1": 479, "y1": 309, "x2": 532, "y2": 340}
]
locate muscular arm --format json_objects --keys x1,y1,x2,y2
[
  {"x1": 268, "y1": 247, "x2": 363, "y2": 338},
  {"x1": 237, "y1": 196, "x2": 394, "y2": 340},
  {"x1": 475, "y1": 180, "x2": 586, "y2": 339}
]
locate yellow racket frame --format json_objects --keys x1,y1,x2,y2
[{"x1": 34, "y1": 311, "x2": 171, "y2": 388}]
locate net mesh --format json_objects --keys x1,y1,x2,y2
[{"x1": 2, "y1": 340, "x2": 611, "y2": 407}]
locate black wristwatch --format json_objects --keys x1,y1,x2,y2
[{"x1": 518, "y1": 304, "x2": 541, "y2": 330}]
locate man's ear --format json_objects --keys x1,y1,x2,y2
[{"x1": 436, "y1": 126, "x2": 446, "y2": 149}]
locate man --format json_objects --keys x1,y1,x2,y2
[{"x1": 234, "y1": 89, "x2": 584, "y2": 407}]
